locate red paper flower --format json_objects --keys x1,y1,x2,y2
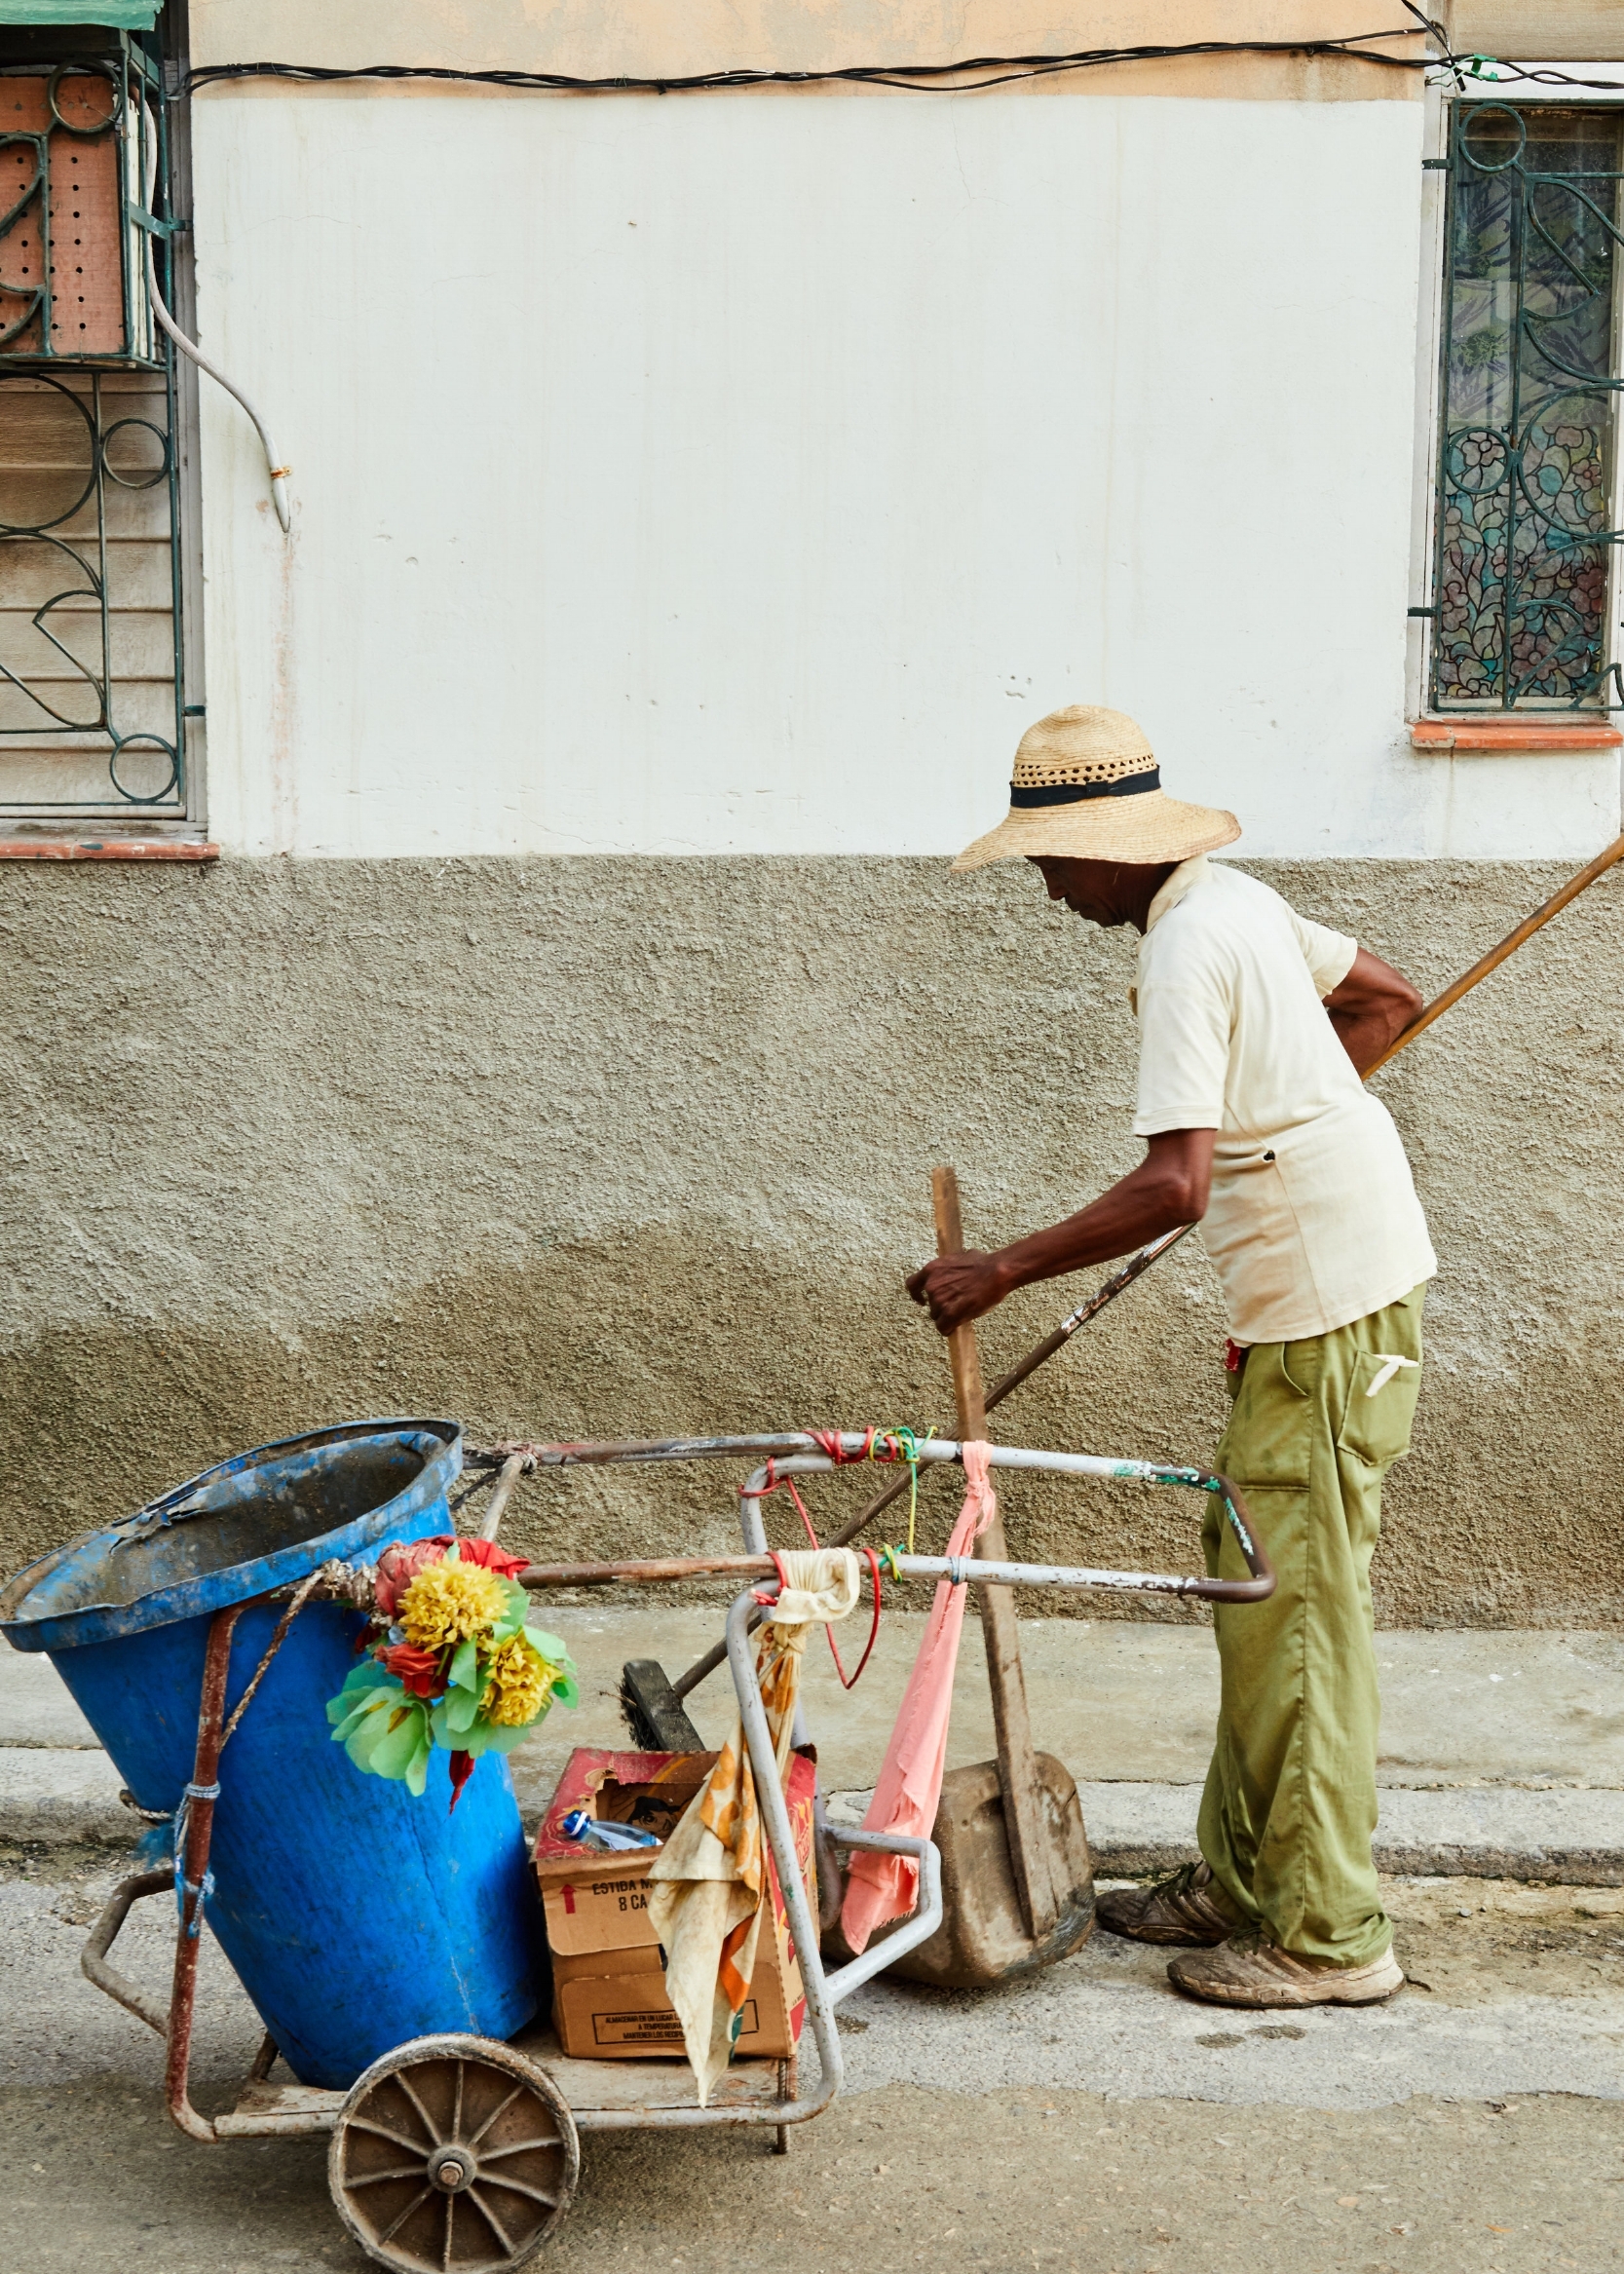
[
  {"x1": 373, "y1": 1534, "x2": 528, "y2": 1617},
  {"x1": 453, "y1": 1537, "x2": 530, "y2": 1582},
  {"x1": 374, "y1": 1536, "x2": 453, "y2": 1617},
  {"x1": 380, "y1": 1641, "x2": 445, "y2": 1697},
  {"x1": 448, "y1": 1750, "x2": 476, "y2": 1811}
]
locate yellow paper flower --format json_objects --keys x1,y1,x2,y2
[
  {"x1": 398, "y1": 1561, "x2": 510, "y2": 1651},
  {"x1": 484, "y1": 1636, "x2": 553, "y2": 1726}
]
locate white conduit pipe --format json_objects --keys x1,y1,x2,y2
[{"x1": 138, "y1": 93, "x2": 290, "y2": 532}]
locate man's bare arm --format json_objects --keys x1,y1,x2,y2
[
  {"x1": 1324, "y1": 946, "x2": 1422, "y2": 1077},
  {"x1": 905, "y1": 1126, "x2": 1216, "y2": 1336}
]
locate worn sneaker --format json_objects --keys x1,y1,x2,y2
[
  {"x1": 1167, "y1": 1928, "x2": 1405, "y2": 2007},
  {"x1": 1095, "y1": 1860, "x2": 1240, "y2": 1947}
]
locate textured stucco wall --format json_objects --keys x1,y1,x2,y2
[{"x1": 3, "y1": 853, "x2": 1621, "y2": 1626}]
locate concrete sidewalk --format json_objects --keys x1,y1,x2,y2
[{"x1": 6, "y1": 1610, "x2": 1622, "y2": 1879}]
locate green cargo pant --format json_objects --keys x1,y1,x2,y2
[{"x1": 1198, "y1": 1286, "x2": 1425, "y2": 1967}]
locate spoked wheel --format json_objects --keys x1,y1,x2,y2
[{"x1": 329, "y1": 2034, "x2": 580, "y2": 2272}]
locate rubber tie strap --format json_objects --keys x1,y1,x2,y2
[
  {"x1": 878, "y1": 1542, "x2": 905, "y2": 1584},
  {"x1": 825, "y1": 1547, "x2": 883, "y2": 1691},
  {"x1": 809, "y1": 1428, "x2": 877, "y2": 1466},
  {"x1": 173, "y1": 1780, "x2": 222, "y2": 1938},
  {"x1": 947, "y1": 1554, "x2": 971, "y2": 1586}
]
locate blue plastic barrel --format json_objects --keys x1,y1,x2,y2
[{"x1": 0, "y1": 1419, "x2": 541, "y2": 2088}]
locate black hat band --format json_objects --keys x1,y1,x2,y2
[{"x1": 1008, "y1": 767, "x2": 1160, "y2": 809}]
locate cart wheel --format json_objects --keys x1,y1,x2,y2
[{"x1": 329, "y1": 2033, "x2": 579, "y2": 2272}]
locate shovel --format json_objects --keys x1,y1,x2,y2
[{"x1": 874, "y1": 1166, "x2": 1094, "y2": 1986}]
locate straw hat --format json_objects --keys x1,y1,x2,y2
[{"x1": 952, "y1": 705, "x2": 1240, "y2": 872}]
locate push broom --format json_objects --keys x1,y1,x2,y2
[{"x1": 823, "y1": 826, "x2": 1624, "y2": 1546}]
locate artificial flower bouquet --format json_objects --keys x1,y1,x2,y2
[{"x1": 326, "y1": 1535, "x2": 578, "y2": 1807}]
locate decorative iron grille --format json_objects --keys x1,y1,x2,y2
[
  {"x1": 0, "y1": 364, "x2": 185, "y2": 814},
  {"x1": 1427, "y1": 103, "x2": 1624, "y2": 712},
  {"x1": 0, "y1": 35, "x2": 188, "y2": 819}
]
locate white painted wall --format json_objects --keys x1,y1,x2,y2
[{"x1": 191, "y1": 88, "x2": 1620, "y2": 859}]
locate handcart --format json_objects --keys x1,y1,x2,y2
[{"x1": 73, "y1": 1428, "x2": 1271, "y2": 2272}]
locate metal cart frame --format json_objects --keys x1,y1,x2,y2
[{"x1": 76, "y1": 1428, "x2": 1269, "y2": 2268}]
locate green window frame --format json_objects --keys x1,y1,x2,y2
[{"x1": 1426, "y1": 100, "x2": 1624, "y2": 713}]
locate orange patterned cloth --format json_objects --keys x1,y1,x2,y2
[{"x1": 646, "y1": 1548, "x2": 859, "y2": 2102}]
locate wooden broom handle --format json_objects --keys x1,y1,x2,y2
[
  {"x1": 932, "y1": 1164, "x2": 1060, "y2": 1940},
  {"x1": 931, "y1": 1168, "x2": 988, "y2": 1438},
  {"x1": 1365, "y1": 829, "x2": 1624, "y2": 1076}
]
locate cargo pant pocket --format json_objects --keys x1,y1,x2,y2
[
  {"x1": 1218, "y1": 1340, "x2": 1314, "y2": 1491},
  {"x1": 1336, "y1": 1351, "x2": 1421, "y2": 1474}
]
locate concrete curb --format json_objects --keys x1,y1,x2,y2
[
  {"x1": 0, "y1": 1749, "x2": 143, "y2": 1845},
  {"x1": 827, "y1": 1780, "x2": 1624, "y2": 1886},
  {"x1": 7, "y1": 1751, "x2": 1624, "y2": 1883},
  {"x1": 1077, "y1": 1782, "x2": 1624, "y2": 1886}
]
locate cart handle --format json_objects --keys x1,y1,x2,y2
[
  {"x1": 81, "y1": 1867, "x2": 172, "y2": 2036},
  {"x1": 519, "y1": 1473, "x2": 1272, "y2": 1608},
  {"x1": 489, "y1": 1433, "x2": 1272, "y2": 1606}
]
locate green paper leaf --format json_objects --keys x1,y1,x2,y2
[
  {"x1": 457, "y1": 1712, "x2": 534, "y2": 1757},
  {"x1": 326, "y1": 1661, "x2": 394, "y2": 1725},
  {"x1": 523, "y1": 1627, "x2": 571, "y2": 1663},
  {"x1": 343, "y1": 1718, "x2": 388, "y2": 1772},
  {"x1": 329, "y1": 1681, "x2": 402, "y2": 1744},
  {"x1": 344, "y1": 1693, "x2": 406, "y2": 1767},
  {"x1": 489, "y1": 1579, "x2": 529, "y2": 1643},
  {"x1": 370, "y1": 1701, "x2": 431, "y2": 1780},
  {"x1": 479, "y1": 1721, "x2": 532, "y2": 1755},
  {"x1": 330, "y1": 1700, "x2": 374, "y2": 1744},
  {"x1": 404, "y1": 1735, "x2": 431, "y2": 1798},
  {"x1": 449, "y1": 1637, "x2": 480, "y2": 1692}
]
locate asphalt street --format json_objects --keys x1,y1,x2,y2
[{"x1": 5, "y1": 1843, "x2": 1621, "y2": 2274}]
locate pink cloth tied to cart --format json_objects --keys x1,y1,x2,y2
[{"x1": 839, "y1": 1440, "x2": 999, "y2": 1953}]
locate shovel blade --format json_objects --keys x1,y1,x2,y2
[{"x1": 889, "y1": 1754, "x2": 1094, "y2": 1988}]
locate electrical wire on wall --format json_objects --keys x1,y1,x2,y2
[
  {"x1": 166, "y1": 4, "x2": 1624, "y2": 106},
  {"x1": 172, "y1": 30, "x2": 1432, "y2": 101},
  {"x1": 135, "y1": 90, "x2": 291, "y2": 532}
]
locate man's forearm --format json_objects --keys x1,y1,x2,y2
[
  {"x1": 906, "y1": 1128, "x2": 1214, "y2": 1333},
  {"x1": 988, "y1": 1157, "x2": 1199, "y2": 1301},
  {"x1": 1325, "y1": 947, "x2": 1423, "y2": 1077},
  {"x1": 1327, "y1": 1007, "x2": 1399, "y2": 1077}
]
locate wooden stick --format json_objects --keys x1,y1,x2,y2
[
  {"x1": 521, "y1": 1554, "x2": 775, "y2": 1586},
  {"x1": 932, "y1": 1164, "x2": 1060, "y2": 1941},
  {"x1": 1364, "y1": 828, "x2": 1624, "y2": 1075}
]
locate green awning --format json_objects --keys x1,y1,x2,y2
[{"x1": 0, "y1": 3, "x2": 160, "y2": 23}]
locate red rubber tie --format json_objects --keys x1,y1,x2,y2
[
  {"x1": 764, "y1": 1542, "x2": 884, "y2": 1690},
  {"x1": 808, "y1": 1427, "x2": 879, "y2": 1465}
]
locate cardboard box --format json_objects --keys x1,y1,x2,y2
[
  {"x1": 533, "y1": 1747, "x2": 817, "y2": 2061},
  {"x1": 549, "y1": 1942, "x2": 790, "y2": 2058}
]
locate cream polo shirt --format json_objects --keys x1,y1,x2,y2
[{"x1": 1131, "y1": 857, "x2": 1436, "y2": 1345}]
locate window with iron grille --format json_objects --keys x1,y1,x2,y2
[
  {"x1": 0, "y1": 29, "x2": 198, "y2": 824},
  {"x1": 1427, "y1": 102, "x2": 1624, "y2": 713}
]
